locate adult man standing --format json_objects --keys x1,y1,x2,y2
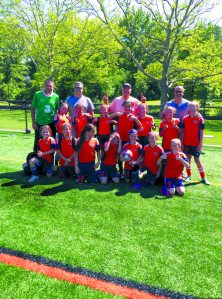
[
  {"x1": 109, "y1": 83, "x2": 140, "y2": 115},
  {"x1": 66, "y1": 81, "x2": 94, "y2": 119},
  {"x1": 31, "y1": 79, "x2": 60, "y2": 152},
  {"x1": 164, "y1": 86, "x2": 190, "y2": 121}
]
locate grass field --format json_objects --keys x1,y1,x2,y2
[
  {"x1": 0, "y1": 129, "x2": 222, "y2": 298},
  {"x1": 0, "y1": 110, "x2": 221, "y2": 147}
]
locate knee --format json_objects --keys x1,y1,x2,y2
[
  {"x1": 112, "y1": 177, "x2": 119, "y2": 183},
  {"x1": 100, "y1": 177, "x2": 108, "y2": 184}
]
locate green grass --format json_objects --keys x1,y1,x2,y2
[
  {"x1": 0, "y1": 131, "x2": 222, "y2": 298},
  {"x1": 0, "y1": 110, "x2": 221, "y2": 146}
]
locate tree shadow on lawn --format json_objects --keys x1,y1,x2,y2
[{"x1": 0, "y1": 170, "x2": 165, "y2": 199}]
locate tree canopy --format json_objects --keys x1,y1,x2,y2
[{"x1": 0, "y1": 0, "x2": 222, "y2": 104}]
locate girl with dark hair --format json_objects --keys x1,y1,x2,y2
[{"x1": 74, "y1": 124, "x2": 101, "y2": 183}]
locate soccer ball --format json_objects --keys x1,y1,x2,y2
[{"x1": 120, "y1": 149, "x2": 133, "y2": 161}]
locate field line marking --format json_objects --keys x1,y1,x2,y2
[{"x1": 0, "y1": 247, "x2": 197, "y2": 299}]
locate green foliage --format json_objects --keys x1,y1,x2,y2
[{"x1": 0, "y1": 0, "x2": 222, "y2": 104}]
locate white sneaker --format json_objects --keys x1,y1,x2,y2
[
  {"x1": 184, "y1": 176, "x2": 191, "y2": 182},
  {"x1": 28, "y1": 175, "x2": 39, "y2": 182}
]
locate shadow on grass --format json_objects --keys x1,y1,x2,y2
[{"x1": 0, "y1": 170, "x2": 166, "y2": 200}]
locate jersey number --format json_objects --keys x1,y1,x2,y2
[{"x1": 44, "y1": 105, "x2": 51, "y2": 113}]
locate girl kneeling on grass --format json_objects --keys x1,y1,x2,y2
[
  {"x1": 74, "y1": 124, "x2": 101, "y2": 184},
  {"x1": 121, "y1": 129, "x2": 143, "y2": 190},
  {"x1": 157, "y1": 138, "x2": 189, "y2": 197},
  {"x1": 99, "y1": 132, "x2": 122, "y2": 184},
  {"x1": 28, "y1": 125, "x2": 56, "y2": 182},
  {"x1": 143, "y1": 132, "x2": 164, "y2": 186}
]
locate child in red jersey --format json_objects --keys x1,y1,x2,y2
[
  {"x1": 121, "y1": 129, "x2": 143, "y2": 190},
  {"x1": 57, "y1": 123, "x2": 76, "y2": 178},
  {"x1": 143, "y1": 132, "x2": 164, "y2": 186},
  {"x1": 72, "y1": 103, "x2": 93, "y2": 138},
  {"x1": 28, "y1": 125, "x2": 56, "y2": 182},
  {"x1": 93, "y1": 104, "x2": 116, "y2": 151},
  {"x1": 74, "y1": 124, "x2": 101, "y2": 183},
  {"x1": 54, "y1": 102, "x2": 71, "y2": 167},
  {"x1": 54, "y1": 102, "x2": 71, "y2": 135},
  {"x1": 110, "y1": 100, "x2": 141, "y2": 177},
  {"x1": 137, "y1": 103, "x2": 156, "y2": 147},
  {"x1": 99, "y1": 132, "x2": 122, "y2": 184},
  {"x1": 159, "y1": 106, "x2": 180, "y2": 152},
  {"x1": 157, "y1": 138, "x2": 189, "y2": 197},
  {"x1": 180, "y1": 101, "x2": 210, "y2": 185}
]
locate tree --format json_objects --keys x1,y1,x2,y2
[
  {"x1": 1, "y1": 0, "x2": 125, "y2": 100},
  {"x1": 84, "y1": 0, "x2": 222, "y2": 105},
  {"x1": 0, "y1": 18, "x2": 28, "y2": 100}
]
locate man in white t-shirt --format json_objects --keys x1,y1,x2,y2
[{"x1": 109, "y1": 83, "x2": 140, "y2": 115}]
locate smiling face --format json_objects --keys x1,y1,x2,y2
[
  {"x1": 122, "y1": 86, "x2": 131, "y2": 99},
  {"x1": 171, "y1": 139, "x2": 181, "y2": 154},
  {"x1": 75, "y1": 104, "x2": 83, "y2": 117},
  {"x1": 188, "y1": 102, "x2": 199, "y2": 117},
  {"x1": 100, "y1": 105, "x2": 108, "y2": 117},
  {"x1": 85, "y1": 128, "x2": 94, "y2": 140},
  {"x1": 138, "y1": 104, "x2": 147, "y2": 117},
  {"x1": 148, "y1": 132, "x2": 157, "y2": 147},
  {"x1": 62, "y1": 124, "x2": 71, "y2": 137},
  {"x1": 174, "y1": 86, "x2": 184, "y2": 101},
  {"x1": 44, "y1": 80, "x2": 54, "y2": 95},
  {"x1": 165, "y1": 107, "x2": 175, "y2": 120},
  {"x1": 74, "y1": 82, "x2": 83, "y2": 98},
  {"x1": 129, "y1": 131, "x2": 137, "y2": 143},
  {"x1": 60, "y1": 103, "x2": 68, "y2": 115},
  {"x1": 40, "y1": 126, "x2": 51, "y2": 139}
]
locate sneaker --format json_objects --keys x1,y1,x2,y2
[
  {"x1": 132, "y1": 182, "x2": 141, "y2": 190},
  {"x1": 184, "y1": 176, "x2": 191, "y2": 182},
  {"x1": 28, "y1": 175, "x2": 39, "y2": 182},
  {"x1": 202, "y1": 178, "x2": 210, "y2": 185}
]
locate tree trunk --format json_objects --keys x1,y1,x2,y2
[{"x1": 160, "y1": 78, "x2": 169, "y2": 109}]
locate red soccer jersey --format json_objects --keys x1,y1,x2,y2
[
  {"x1": 144, "y1": 144, "x2": 164, "y2": 174},
  {"x1": 73, "y1": 115, "x2": 91, "y2": 138},
  {"x1": 78, "y1": 138, "x2": 100, "y2": 163},
  {"x1": 117, "y1": 114, "x2": 136, "y2": 142},
  {"x1": 38, "y1": 137, "x2": 55, "y2": 163},
  {"x1": 97, "y1": 117, "x2": 112, "y2": 135},
  {"x1": 55, "y1": 114, "x2": 70, "y2": 134},
  {"x1": 58, "y1": 136, "x2": 75, "y2": 166},
  {"x1": 159, "y1": 118, "x2": 180, "y2": 151},
  {"x1": 138, "y1": 115, "x2": 154, "y2": 137},
  {"x1": 182, "y1": 115, "x2": 204, "y2": 146},
  {"x1": 164, "y1": 151, "x2": 188, "y2": 179},
  {"x1": 103, "y1": 143, "x2": 119, "y2": 166},
  {"x1": 123, "y1": 142, "x2": 142, "y2": 170}
]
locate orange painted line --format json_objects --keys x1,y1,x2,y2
[{"x1": 0, "y1": 253, "x2": 167, "y2": 299}]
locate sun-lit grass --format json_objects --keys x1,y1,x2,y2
[{"x1": 0, "y1": 131, "x2": 222, "y2": 298}]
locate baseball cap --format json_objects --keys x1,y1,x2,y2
[{"x1": 122, "y1": 83, "x2": 131, "y2": 88}]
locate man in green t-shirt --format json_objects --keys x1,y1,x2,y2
[{"x1": 31, "y1": 79, "x2": 60, "y2": 151}]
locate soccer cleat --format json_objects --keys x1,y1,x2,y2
[
  {"x1": 28, "y1": 175, "x2": 39, "y2": 182},
  {"x1": 202, "y1": 178, "x2": 210, "y2": 185},
  {"x1": 184, "y1": 176, "x2": 191, "y2": 182}
]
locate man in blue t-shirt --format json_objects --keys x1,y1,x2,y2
[
  {"x1": 66, "y1": 81, "x2": 94, "y2": 119},
  {"x1": 164, "y1": 86, "x2": 190, "y2": 121}
]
